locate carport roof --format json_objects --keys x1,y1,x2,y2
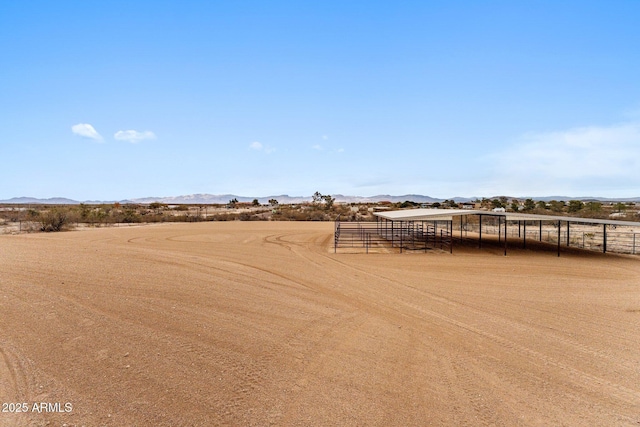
[
  {"x1": 373, "y1": 208, "x2": 472, "y2": 221},
  {"x1": 373, "y1": 208, "x2": 640, "y2": 228}
]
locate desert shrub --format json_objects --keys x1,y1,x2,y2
[
  {"x1": 78, "y1": 203, "x2": 90, "y2": 220},
  {"x1": 568, "y1": 200, "x2": 584, "y2": 213},
  {"x1": 536, "y1": 200, "x2": 548, "y2": 210},
  {"x1": 88, "y1": 208, "x2": 107, "y2": 225},
  {"x1": 238, "y1": 212, "x2": 254, "y2": 221},
  {"x1": 39, "y1": 208, "x2": 72, "y2": 232},
  {"x1": 585, "y1": 201, "x2": 602, "y2": 212},
  {"x1": 549, "y1": 200, "x2": 565, "y2": 212},
  {"x1": 208, "y1": 213, "x2": 239, "y2": 221},
  {"x1": 399, "y1": 200, "x2": 418, "y2": 208},
  {"x1": 121, "y1": 207, "x2": 141, "y2": 223}
]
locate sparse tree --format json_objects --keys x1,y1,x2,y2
[
  {"x1": 311, "y1": 192, "x2": 335, "y2": 210},
  {"x1": 228, "y1": 198, "x2": 238, "y2": 208},
  {"x1": 252, "y1": 199, "x2": 260, "y2": 206},
  {"x1": 268, "y1": 199, "x2": 279, "y2": 206},
  {"x1": 322, "y1": 194, "x2": 335, "y2": 210},
  {"x1": 523, "y1": 199, "x2": 536, "y2": 212},
  {"x1": 491, "y1": 199, "x2": 504, "y2": 209}
]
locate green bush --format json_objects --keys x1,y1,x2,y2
[{"x1": 39, "y1": 208, "x2": 72, "y2": 232}]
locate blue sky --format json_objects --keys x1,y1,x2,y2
[{"x1": 1, "y1": 1, "x2": 639, "y2": 200}]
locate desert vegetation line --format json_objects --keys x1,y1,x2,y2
[{"x1": 1, "y1": 194, "x2": 637, "y2": 233}]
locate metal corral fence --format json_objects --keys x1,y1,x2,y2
[
  {"x1": 453, "y1": 218, "x2": 639, "y2": 255},
  {"x1": 0, "y1": 220, "x2": 40, "y2": 234},
  {"x1": 0, "y1": 220, "x2": 155, "y2": 235},
  {"x1": 334, "y1": 216, "x2": 452, "y2": 253}
]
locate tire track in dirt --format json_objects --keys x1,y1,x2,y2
[
  {"x1": 3, "y1": 229, "x2": 321, "y2": 424},
  {"x1": 304, "y1": 237, "x2": 640, "y2": 418},
  {"x1": 3, "y1": 275, "x2": 273, "y2": 425},
  {"x1": 77, "y1": 231, "x2": 336, "y2": 425},
  {"x1": 415, "y1": 288, "x2": 640, "y2": 411},
  {"x1": 260, "y1": 231, "x2": 509, "y2": 424},
  {"x1": 276, "y1": 312, "x2": 363, "y2": 425},
  {"x1": 0, "y1": 342, "x2": 43, "y2": 427},
  {"x1": 0, "y1": 345, "x2": 24, "y2": 427},
  {"x1": 3, "y1": 223, "x2": 639, "y2": 425},
  {"x1": 422, "y1": 299, "x2": 636, "y2": 407},
  {"x1": 104, "y1": 230, "x2": 318, "y2": 295},
  {"x1": 387, "y1": 269, "x2": 640, "y2": 384},
  {"x1": 400, "y1": 292, "x2": 640, "y2": 412}
]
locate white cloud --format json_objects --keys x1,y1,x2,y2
[
  {"x1": 114, "y1": 130, "x2": 156, "y2": 143},
  {"x1": 322, "y1": 135, "x2": 329, "y2": 140},
  {"x1": 487, "y1": 121, "x2": 640, "y2": 195},
  {"x1": 249, "y1": 141, "x2": 275, "y2": 153},
  {"x1": 312, "y1": 144, "x2": 323, "y2": 150},
  {"x1": 71, "y1": 123, "x2": 103, "y2": 141}
]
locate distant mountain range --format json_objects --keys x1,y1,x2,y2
[
  {"x1": 0, "y1": 197, "x2": 82, "y2": 205},
  {"x1": 1, "y1": 194, "x2": 640, "y2": 205}
]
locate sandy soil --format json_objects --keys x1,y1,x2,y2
[{"x1": 1, "y1": 222, "x2": 639, "y2": 426}]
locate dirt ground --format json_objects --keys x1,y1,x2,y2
[{"x1": 1, "y1": 222, "x2": 639, "y2": 426}]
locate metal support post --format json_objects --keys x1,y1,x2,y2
[
  {"x1": 504, "y1": 217, "x2": 508, "y2": 256},
  {"x1": 391, "y1": 221, "x2": 394, "y2": 249},
  {"x1": 557, "y1": 221, "x2": 561, "y2": 257},
  {"x1": 539, "y1": 221, "x2": 542, "y2": 241}
]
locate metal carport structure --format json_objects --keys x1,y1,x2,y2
[{"x1": 370, "y1": 209, "x2": 640, "y2": 256}]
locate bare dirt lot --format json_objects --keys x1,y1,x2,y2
[{"x1": 1, "y1": 222, "x2": 639, "y2": 426}]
